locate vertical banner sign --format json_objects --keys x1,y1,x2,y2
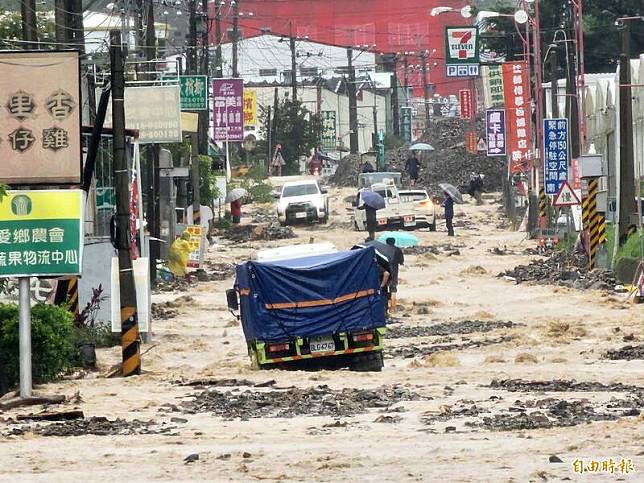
[
  {"x1": 179, "y1": 75, "x2": 208, "y2": 111},
  {"x1": 485, "y1": 109, "x2": 506, "y2": 156},
  {"x1": 0, "y1": 51, "x2": 81, "y2": 184},
  {"x1": 243, "y1": 89, "x2": 257, "y2": 128},
  {"x1": 445, "y1": 26, "x2": 480, "y2": 77},
  {"x1": 543, "y1": 118, "x2": 569, "y2": 195},
  {"x1": 465, "y1": 131, "x2": 477, "y2": 154},
  {"x1": 502, "y1": 62, "x2": 532, "y2": 173},
  {"x1": 459, "y1": 89, "x2": 472, "y2": 119},
  {"x1": 320, "y1": 111, "x2": 337, "y2": 150},
  {"x1": 400, "y1": 107, "x2": 413, "y2": 143},
  {"x1": 0, "y1": 190, "x2": 83, "y2": 277},
  {"x1": 212, "y1": 79, "x2": 244, "y2": 141},
  {"x1": 481, "y1": 65, "x2": 505, "y2": 108}
]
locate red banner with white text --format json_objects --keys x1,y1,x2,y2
[{"x1": 502, "y1": 62, "x2": 532, "y2": 174}]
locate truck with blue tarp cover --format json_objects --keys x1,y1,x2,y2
[{"x1": 226, "y1": 246, "x2": 387, "y2": 371}]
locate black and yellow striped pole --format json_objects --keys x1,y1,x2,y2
[
  {"x1": 584, "y1": 178, "x2": 605, "y2": 269},
  {"x1": 53, "y1": 277, "x2": 80, "y2": 319},
  {"x1": 111, "y1": 31, "x2": 141, "y2": 377},
  {"x1": 538, "y1": 187, "x2": 547, "y2": 227}
]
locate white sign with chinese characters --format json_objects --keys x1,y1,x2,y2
[
  {"x1": 103, "y1": 86, "x2": 182, "y2": 144},
  {"x1": 0, "y1": 51, "x2": 81, "y2": 185}
]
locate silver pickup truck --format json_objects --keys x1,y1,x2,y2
[{"x1": 354, "y1": 179, "x2": 418, "y2": 231}]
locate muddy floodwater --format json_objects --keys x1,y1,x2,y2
[{"x1": 0, "y1": 188, "x2": 642, "y2": 482}]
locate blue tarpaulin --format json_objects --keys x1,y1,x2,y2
[{"x1": 235, "y1": 247, "x2": 386, "y2": 342}]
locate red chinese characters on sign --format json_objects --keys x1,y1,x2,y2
[
  {"x1": 459, "y1": 89, "x2": 472, "y2": 119},
  {"x1": 502, "y1": 62, "x2": 532, "y2": 174}
]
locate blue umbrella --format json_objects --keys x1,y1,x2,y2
[
  {"x1": 409, "y1": 142, "x2": 434, "y2": 151},
  {"x1": 361, "y1": 191, "x2": 386, "y2": 210},
  {"x1": 378, "y1": 231, "x2": 419, "y2": 247}
]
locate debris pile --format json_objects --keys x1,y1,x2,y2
[
  {"x1": 387, "y1": 336, "x2": 513, "y2": 359},
  {"x1": 181, "y1": 384, "x2": 422, "y2": 419},
  {"x1": 500, "y1": 250, "x2": 616, "y2": 290},
  {"x1": 220, "y1": 223, "x2": 296, "y2": 243},
  {"x1": 386, "y1": 320, "x2": 518, "y2": 339},
  {"x1": 203, "y1": 261, "x2": 236, "y2": 281},
  {"x1": 331, "y1": 117, "x2": 506, "y2": 192},
  {"x1": 3, "y1": 417, "x2": 178, "y2": 437},
  {"x1": 489, "y1": 378, "x2": 644, "y2": 394},
  {"x1": 153, "y1": 278, "x2": 194, "y2": 293},
  {"x1": 603, "y1": 345, "x2": 644, "y2": 361},
  {"x1": 404, "y1": 243, "x2": 464, "y2": 257}
]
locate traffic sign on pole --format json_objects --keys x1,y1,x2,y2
[{"x1": 552, "y1": 180, "x2": 581, "y2": 207}]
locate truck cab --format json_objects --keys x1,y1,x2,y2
[{"x1": 354, "y1": 178, "x2": 418, "y2": 231}]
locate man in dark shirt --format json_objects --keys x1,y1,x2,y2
[
  {"x1": 405, "y1": 153, "x2": 421, "y2": 186},
  {"x1": 442, "y1": 191, "x2": 454, "y2": 236},
  {"x1": 385, "y1": 237, "x2": 404, "y2": 312}
]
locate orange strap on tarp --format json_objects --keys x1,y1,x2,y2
[{"x1": 263, "y1": 289, "x2": 376, "y2": 310}]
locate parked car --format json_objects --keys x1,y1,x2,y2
[
  {"x1": 399, "y1": 189, "x2": 437, "y2": 231},
  {"x1": 276, "y1": 180, "x2": 329, "y2": 225}
]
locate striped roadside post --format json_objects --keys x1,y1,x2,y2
[
  {"x1": 584, "y1": 178, "x2": 604, "y2": 269},
  {"x1": 538, "y1": 187, "x2": 547, "y2": 226}
]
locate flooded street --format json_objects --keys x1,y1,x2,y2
[{"x1": 1, "y1": 191, "x2": 641, "y2": 482}]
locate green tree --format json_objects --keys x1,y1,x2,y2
[
  {"x1": 0, "y1": 11, "x2": 56, "y2": 48},
  {"x1": 258, "y1": 96, "x2": 320, "y2": 175}
]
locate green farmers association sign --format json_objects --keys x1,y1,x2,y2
[
  {"x1": 0, "y1": 190, "x2": 83, "y2": 277},
  {"x1": 180, "y1": 75, "x2": 208, "y2": 111}
]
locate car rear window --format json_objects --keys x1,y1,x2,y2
[{"x1": 282, "y1": 184, "x2": 319, "y2": 197}]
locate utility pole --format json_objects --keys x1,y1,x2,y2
[
  {"x1": 289, "y1": 23, "x2": 297, "y2": 101},
  {"x1": 565, "y1": 31, "x2": 580, "y2": 159},
  {"x1": 347, "y1": 47, "x2": 359, "y2": 154},
  {"x1": 372, "y1": 105, "x2": 378, "y2": 149},
  {"x1": 54, "y1": 0, "x2": 68, "y2": 44},
  {"x1": 199, "y1": 0, "x2": 210, "y2": 154},
  {"x1": 68, "y1": 0, "x2": 85, "y2": 52},
  {"x1": 232, "y1": 0, "x2": 239, "y2": 77},
  {"x1": 144, "y1": 0, "x2": 159, "y2": 284},
  {"x1": 420, "y1": 51, "x2": 430, "y2": 133},
  {"x1": 21, "y1": 0, "x2": 38, "y2": 47},
  {"x1": 618, "y1": 21, "x2": 635, "y2": 244},
  {"x1": 403, "y1": 54, "x2": 409, "y2": 105},
  {"x1": 382, "y1": 53, "x2": 399, "y2": 137},
  {"x1": 215, "y1": 1, "x2": 223, "y2": 77},
  {"x1": 187, "y1": 0, "x2": 198, "y2": 74},
  {"x1": 549, "y1": 44, "x2": 559, "y2": 118},
  {"x1": 190, "y1": 133, "x2": 201, "y2": 227},
  {"x1": 110, "y1": 30, "x2": 141, "y2": 377}
]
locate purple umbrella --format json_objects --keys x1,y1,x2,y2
[{"x1": 361, "y1": 191, "x2": 386, "y2": 210}]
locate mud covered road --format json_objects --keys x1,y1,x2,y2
[{"x1": 0, "y1": 188, "x2": 642, "y2": 482}]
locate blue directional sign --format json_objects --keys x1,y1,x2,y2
[{"x1": 543, "y1": 118, "x2": 569, "y2": 195}]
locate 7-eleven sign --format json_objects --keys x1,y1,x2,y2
[{"x1": 445, "y1": 27, "x2": 480, "y2": 63}]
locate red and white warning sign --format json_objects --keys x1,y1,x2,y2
[{"x1": 552, "y1": 181, "x2": 581, "y2": 207}]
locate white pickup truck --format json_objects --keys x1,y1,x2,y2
[
  {"x1": 354, "y1": 179, "x2": 418, "y2": 231},
  {"x1": 276, "y1": 180, "x2": 329, "y2": 226}
]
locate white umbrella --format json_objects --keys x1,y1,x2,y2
[
  {"x1": 409, "y1": 143, "x2": 435, "y2": 151},
  {"x1": 439, "y1": 183, "x2": 463, "y2": 204},
  {"x1": 225, "y1": 187, "x2": 247, "y2": 203}
]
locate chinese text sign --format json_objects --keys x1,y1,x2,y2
[
  {"x1": 482, "y1": 65, "x2": 505, "y2": 108},
  {"x1": 502, "y1": 62, "x2": 532, "y2": 174},
  {"x1": 0, "y1": 190, "x2": 83, "y2": 277},
  {"x1": 0, "y1": 51, "x2": 81, "y2": 184},
  {"x1": 180, "y1": 75, "x2": 208, "y2": 111},
  {"x1": 320, "y1": 111, "x2": 337, "y2": 150},
  {"x1": 212, "y1": 79, "x2": 244, "y2": 142},
  {"x1": 459, "y1": 89, "x2": 472, "y2": 119},
  {"x1": 543, "y1": 118, "x2": 569, "y2": 195},
  {"x1": 243, "y1": 89, "x2": 257, "y2": 127},
  {"x1": 486, "y1": 109, "x2": 506, "y2": 157}
]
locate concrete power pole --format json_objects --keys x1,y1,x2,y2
[
  {"x1": 347, "y1": 47, "x2": 359, "y2": 154},
  {"x1": 21, "y1": 0, "x2": 38, "y2": 47},
  {"x1": 54, "y1": 0, "x2": 68, "y2": 44},
  {"x1": 289, "y1": 24, "x2": 297, "y2": 101},
  {"x1": 618, "y1": 22, "x2": 636, "y2": 244},
  {"x1": 199, "y1": 0, "x2": 210, "y2": 154},
  {"x1": 420, "y1": 51, "x2": 430, "y2": 133},
  {"x1": 215, "y1": 1, "x2": 223, "y2": 77},
  {"x1": 549, "y1": 44, "x2": 559, "y2": 118},
  {"x1": 110, "y1": 30, "x2": 141, "y2": 377},
  {"x1": 188, "y1": 0, "x2": 198, "y2": 74},
  {"x1": 232, "y1": 0, "x2": 239, "y2": 77}
]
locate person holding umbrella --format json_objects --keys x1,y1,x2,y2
[
  {"x1": 405, "y1": 152, "x2": 421, "y2": 186},
  {"x1": 226, "y1": 188, "x2": 247, "y2": 224},
  {"x1": 358, "y1": 191, "x2": 386, "y2": 241},
  {"x1": 439, "y1": 183, "x2": 462, "y2": 237}
]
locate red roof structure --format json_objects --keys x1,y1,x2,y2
[{"x1": 210, "y1": 0, "x2": 473, "y2": 97}]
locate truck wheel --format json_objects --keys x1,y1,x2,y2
[
  {"x1": 250, "y1": 352, "x2": 261, "y2": 370},
  {"x1": 320, "y1": 213, "x2": 328, "y2": 224},
  {"x1": 429, "y1": 222, "x2": 436, "y2": 232},
  {"x1": 349, "y1": 351, "x2": 383, "y2": 372}
]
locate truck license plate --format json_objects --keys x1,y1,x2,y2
[
  {"x1": 310, "y1": 336, "x2": 335, "y2": 353},
  {"x1": 295, "y1": 212, "x2": 307, "y2": 219},
  {"x1": 404, "y1": 216, "x2": 415, "y2": 226}
]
